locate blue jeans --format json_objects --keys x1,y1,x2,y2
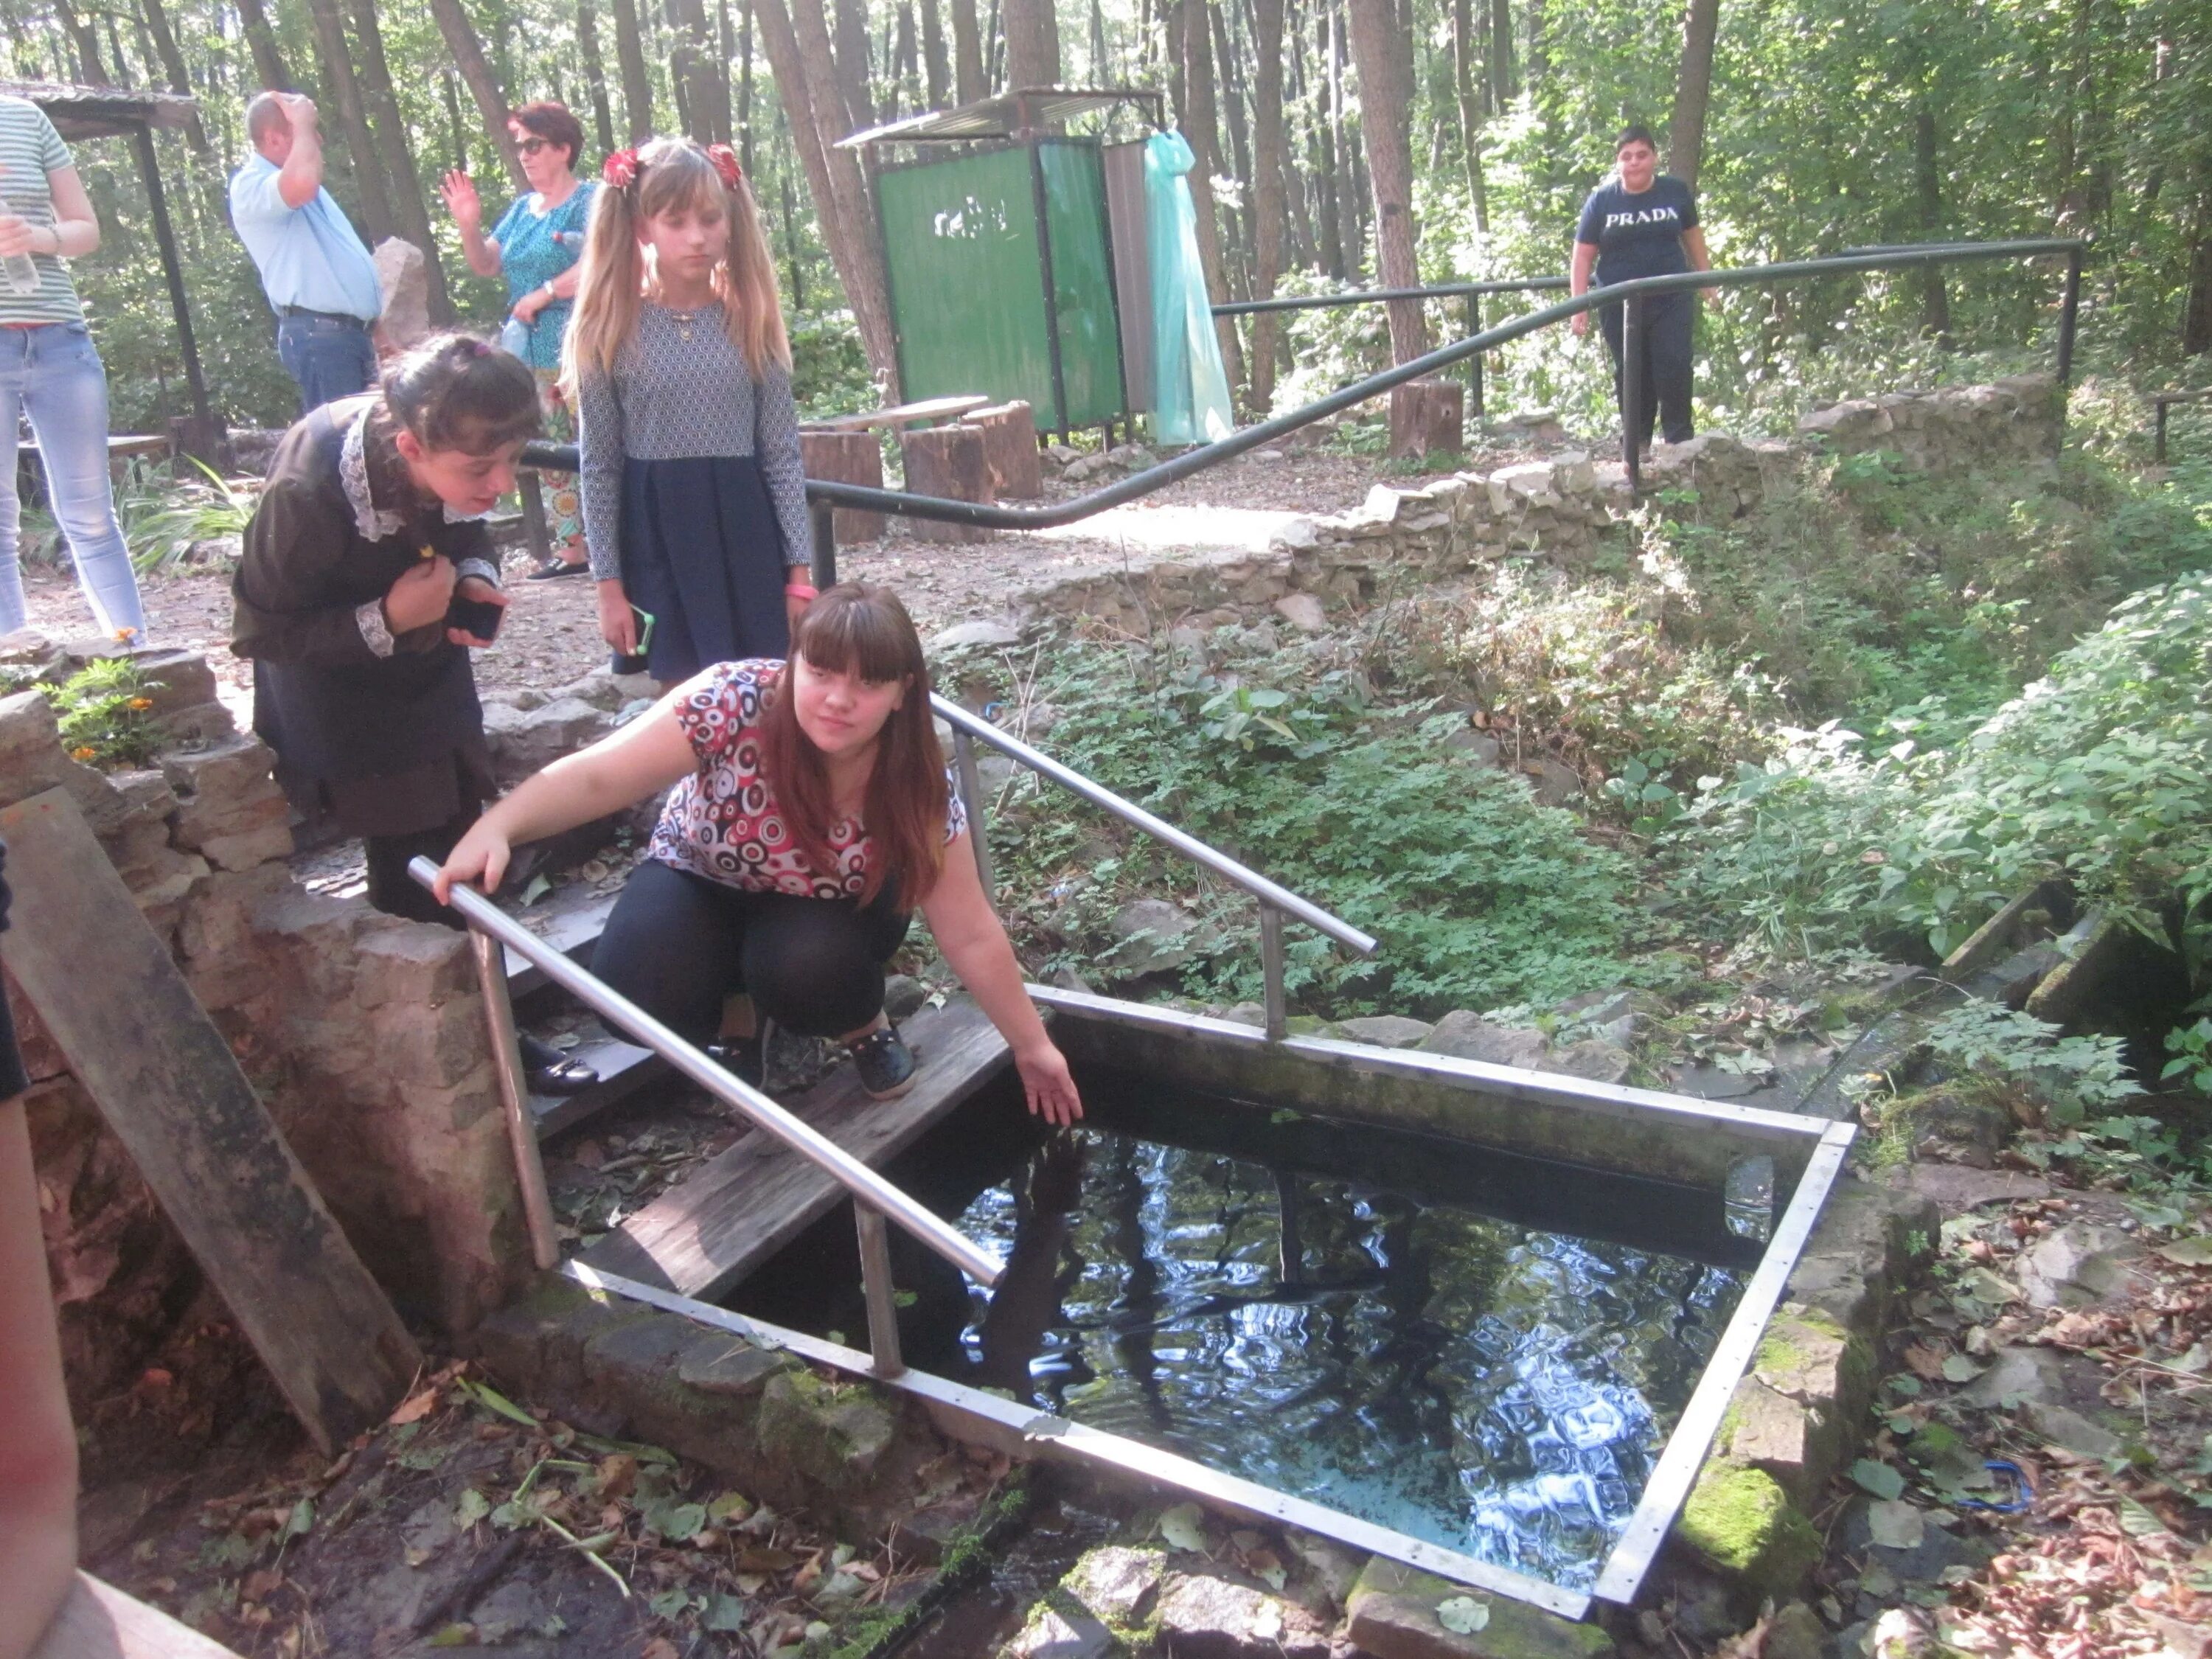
[
  {"x1": 276, "y1": 312, "x2": 377, "y2": 414},
  {"x1": 0, "y1": 322, "x2": 147, "y2": 641}
]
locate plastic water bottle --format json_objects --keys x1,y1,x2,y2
[{"x1": 0, "y1": 194, "x2": 39, "y2": 296}]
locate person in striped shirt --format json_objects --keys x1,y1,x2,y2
[{"x1": 0, "y1": 94, "x2": 147, "y2": 644}]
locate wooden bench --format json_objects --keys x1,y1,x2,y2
[
  {"x1": 15, "y1": 434, "x2": 171, "y2": 498},
  {"x1": 801, "y1": 393, "x2": 991, "y2": 434}
]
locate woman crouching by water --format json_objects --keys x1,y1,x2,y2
[{"x1": 435, "y1": 584, "x2": 1082, "y2": 1121}]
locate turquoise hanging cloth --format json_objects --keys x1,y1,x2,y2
[{"x1": 1144, "y1": 131, "x2": 1234, "y2": 445}]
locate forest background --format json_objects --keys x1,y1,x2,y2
[{"x1": 1, "y1": 0, "x2": 2208, "y2": 439}]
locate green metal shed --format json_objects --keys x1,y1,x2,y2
[{"x1": 842, "y1": 88, "x2": 1161, "y2": 443}]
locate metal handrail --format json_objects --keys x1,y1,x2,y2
[
  {"x1": 934, "y1": 693, "x2": 1377, "y2": 1040},
  {"x1": 523, "y1": 236, "x2": 2082, "y2": 536},
  {"x1": 407, "y1": 856, "x2": 1002, "y2": 1378},
  {"x1": 1210, "y1": 274, "x2": 1565, "y2": 317}
]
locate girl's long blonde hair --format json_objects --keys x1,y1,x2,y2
[{"x1": 562, "y1": 137, "x2": 790, "y2": 397}]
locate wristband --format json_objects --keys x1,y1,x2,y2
[{"x1": 785, "y1": 582, "x2": 818, "y2": 600}]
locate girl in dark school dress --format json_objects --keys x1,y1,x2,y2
[
  {"x1": 232, "y1": 334, "x2": 594, "y2": 1093},
  {"x1": 565, "y1": 137, "x2": 814, "y2": 684}
]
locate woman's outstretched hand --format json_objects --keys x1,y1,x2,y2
[
  {"x1": 439, "y1": 169, "x2": 482, "y2": 234},
  {"x1": 1015, "y1": 1041, "x2": 1083, "y2": 1127},
  {"x1": 434, "y1": 820, "x2": 513, "y2": 905}
]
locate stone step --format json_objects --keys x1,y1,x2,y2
[
  {"x1": 529, "y1": 1026, "x2": 664, "y2": 1140},
  {"x1": 504, "y1": 891, "x2": 621, "y2": 1005},
  {"x1": 577, "y1": 996, "x2": 1012, "y2": 1299}
]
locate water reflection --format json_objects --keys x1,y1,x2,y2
[{"x1": 950, "y1": 1129, "x2": 1743, "y2": 1592}]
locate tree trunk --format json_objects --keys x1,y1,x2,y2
[
  {"x1": 52, "y1": 0, "x2": 112, "y2": 83},
  {"x1": 1667, "y1": 0, "x2": 1720, "y2": 187},
  {"x1": 427, "y1": 0, "x2": 529, "y2": 190},
  {"x1": 578, "y1": 0, "x2": 619, "y2": 153},
  {"x1": 1915, "y1": 100, "x2": 1950, "y2": 341},
  {"x1": 950, "y1": 0, "x2": 986, "y2": 101},
  {"x1": 775, "y1": 102, "x2": 807, "y2": 307},
  {"x1": 1487, "y1": 0, "x2": 1512, "y2": 105},
  {"x1": 1523, "y1": 0, "x2": 1545, "y2": 86},
  {"x1": 1346, "y1": 0, "x2": 1424, "y2": 360},
  {"x1": 921, "y1": 0, "x2": 950, "y2": 104},
  {"x1": 1450, "y1": 0, "x2": 1486, "y2": 227},
  {"x1": 671, "y1": 0, "x2": 732, "y2": 141},
  {"x1": 739, "y1": 0, "x2": 758, "y2": 167},
  {"x1": 2185, "y1": 161, "x2": 2212, "y2": 356},
  {"x1": 1321, "y1": 0, "x2": 1347, "y2": 278},
  {"x1": 757, "y1": 0, "x2": 902, "y2": 392},
  {"x1": 611, "y1": 0, "x2": 657, "y2": 141},
  {"x1": 894, "y1": 1, "x2": 920, "y2": 112},
  {"x1": 1178, "y1": 0, "x2": 1245, "y2": 390},
  {"x1": 136, "y1": 0, "x2": 209, "y2": 152},
  {"x1": 301, "y1": 0, "x2": 398, "y2": 243},
  {"x1": 832, "y1": 0, "x2": 875, "y2": 132},
  {"x1": 1090, "y1": 0, "x2": 1109, "y2": 80},
  {"x1": 347, "y1": 0, "x2": 456, "y2": 322},
  {"x1": 1250, "y1": 0, "x2": 1287, "y2": 413},
  {"x1": 237, "y1": 0, "x2": 296, "y2": 90},
  {"x1": 1211, "y1": 0, "x2": 1252, "y2": 255},
  {"x1": 1004, "y1": 0, "x2": 1062, "y2": 88},
  {"x1": 442, "y1": 70, "x2": 470, "y2": 168}
]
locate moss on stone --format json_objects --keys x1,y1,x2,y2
[{"x1": 1674, "y1": 1461, "x2": 1820, "y2": 1599}]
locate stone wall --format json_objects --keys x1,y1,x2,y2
[
  {"x1": 1, "y1": 638, "x2": 528, "y2": 1409},
  {"x1": 1011, "y1": 375, "x2": 2062, "y2": 636}
]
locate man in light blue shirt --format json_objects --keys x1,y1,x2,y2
[{"x1": 230, "y1": 93, "x2": 383, "y2": 414}]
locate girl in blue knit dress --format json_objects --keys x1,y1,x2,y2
[{"x1": 563, "y1": 138, "x2": 813, "y2": 682}]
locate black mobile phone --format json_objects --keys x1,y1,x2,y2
[
  {"x1": 449, "y1": 593, "x2": 504, "y2": 642},
  {"x1": 611, "y1": 604, "x2": 655, "y2": 675}
]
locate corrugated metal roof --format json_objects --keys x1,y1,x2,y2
[{"x1": 838, "y1": 86, "x2": 1161, "y2": 147}]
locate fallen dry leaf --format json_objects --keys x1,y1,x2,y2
[{"x1": 387, "y1": 1388, "x2": 440, "y2": 1427}]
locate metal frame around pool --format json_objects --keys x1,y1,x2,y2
[{"x1": 566, "y1": 990, "x2": 1857, "y2": 1624}]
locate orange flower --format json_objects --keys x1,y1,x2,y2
[
  {"x1": 72, "y1": 745, "x2": 97, "y2": 760},
  {"x1": 113, "y1": 627, "x2": 137, "y2": 642},
  {"x1": 127, "y1": 698, "x2": 153, "y2": 710}
]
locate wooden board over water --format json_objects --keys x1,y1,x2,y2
[{"x1": 580, "y1": 997, "x2": 1012, "y2": 1298}]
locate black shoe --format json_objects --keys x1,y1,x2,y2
[
  {"x1": 526, "y1": 556, "x2": 592, "y2": 581},
  {"x1": 845, "y1": 1022, "x2": 917, "y2": 1100},
  {"x1": 521, "y1": 1032, "x2": 598, "y2": 1095}
]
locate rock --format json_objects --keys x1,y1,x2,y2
[
  {"x1": 1272, "y1": 593, "x2": 1328, "y2": 633},
  {"x1": 1674, "y1": 1462, "x2": 1821, "y2": 1599},
  {"x1": 1765, "y1": 1601, "x2": 1828, "y2": 1659},
  {"x1": 1444, "y1": 728, "x2": 1503, "y2": 767},
  {"x1": 1958, "y1": 1343, "x2": 2067, "y2": 1410},
  {"x1": 1223, "y1": 1003, "x2": 1268, "y2": 1029},
  {"x1": 675, "y1": 1332, "x2": 791, "y2": 1397},
  {"x1": 1540, "y1": 1039, "x2": 1634, "y2": 1085},
  {"x1": 1152, "y1": 1572, "x2": 1329, "y2": 1658},
  {"x1": 161, "y1": 734, "x2": 291, "y2": 870},
  {"x1": 1840, "y1": 1497, "x2": 1981, "y2": 1596},
  {"x1": 1280, "y1": 1528, "x2": 1363, "y2": 1610},
  {"x1": 1902, "y1": 1165, "x2": 2049, "y2": 1214},
  {"x1": 2014, "y1": 1220, "x2": 2140, "y2": 1310},
  {"x1": 1721, "y1": 1377, "x2": 1834, "y2": 1506},
  {"x1": 1001, "y1": 1602, "x2": 1114, "y2": 1659},
  {"x1": 1062, "y1": 1545, "x2": 1165, "y2": 1626},
  {"x1": 1866, "y1": 1609, "x2": 1935, "y2": 1659},
  {"x1": 482, "y1": 695, "x2": 613, "y2": 783},
  {"x1": 931, "y1": 619, "x2": 1023, "y2": 651},
  {"x1": 1346, "y1": 1557, "x2": 1615, "y2": 1659},
  {"x1": 883, "y1": 974, "x2": 928, "y2": 1019},
  {"x1": 1103, "y1": 897, "x2": 1213, "y2": 978},
  {"x1": 1335, "y1": 1015, "x2": 1436, "y2": 1049},
  {"x1": 2020, "y1": 1400, "x2": 2123, "y2": 1459},
  {"x1": 1674, "y1": 1063, "x2": 1767, "y2": 1101},
  {"x1": 1522, "y1": 757, "x2": 1583, "y2": 807},
  {"x1": 1419, "y1": 1011, "x2": 1548, "y2": 1070},
  {"x1": 754, "y1": 1370, "x2": 895, "y2": 1494}
]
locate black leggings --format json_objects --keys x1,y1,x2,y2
[
  {"x1": 1598, "y1": 291, "x2": 1695, "y2": 448},
  {"x1": 364, "y1": 810, "x2": 479, "y2": 928},
  {"x1": 591, "y1": 860, "x2": 911, "y2": 1044}
]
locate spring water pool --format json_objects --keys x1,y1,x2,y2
[{"x1": 725, "y1": 1067, "x2": 1761, "y2": 1595}]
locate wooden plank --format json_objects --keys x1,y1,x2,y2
[
  {"x1": 581, "y1": 998, "x2": 1012, "y2": 1298},
  {"x1": 503, "y1": 890, "x2": 620, "y2": 1001},
  {"x1": 807, "y1": 394, "x2": 991, "y2": 433},
  {"x1": 530, "y1": 1029, "x2": 664, "y2": 1139},
  {"x1": 32, "y1": 1574, "x2": 245, "y2": 1659},
  {"x1": 0, "y1": 788, "x2": 420, "y2": 1453}
]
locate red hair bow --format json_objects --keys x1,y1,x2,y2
[
  {"x1": 602, "y1": 148, "x2": 641, "y2": 189},
  {"x1": 706, "y1": 144, "x2": 743, "y2": 190}
]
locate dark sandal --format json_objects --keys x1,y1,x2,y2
[
  {"x1": 526, "y1": 557, "x2": 593, "y2": 581},
  {"x1": 521, "y1": 1033, "x2": 598, "y2": 1096},
  {"x1": 845, "y1": 1023, "x2": 917, "y2": 1100}
]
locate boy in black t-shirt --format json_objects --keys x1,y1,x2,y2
[{"x1": 1570, "y1": 125, "x2": 1712, "y2": 448}]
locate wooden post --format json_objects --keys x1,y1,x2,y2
[
  {"x1": 896, "y1": 424, "x2": 993, "y2": 543},
  {"x1": 1387, "y1": 377, "x2": 1465, "y2": 462},
  {"x1": 799, "y1": 429, "x2": 886, "y2": 543},
  {"x1": 967, "y1": 400, "x2": 1044, "y2": 499},
  {"x1": 0, "y1": 789, "x2": 420, "y2": 1454}
]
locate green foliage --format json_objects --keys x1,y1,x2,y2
[
  {"x1": 2163, "y1": 1019, "x2": 2212, "y2": 1096},
  {"x1": 126, "y1": 458, "x2": 258, "y2": 576},
  {"x1": 992, "y1": 633, "x2": 1646, "y2": 1018},
  {"x1": 788, "y1": 311, "x2": 874, "y2": 420},
  {"x1": 42, "y1": 657, "x2": 160, "y2": 771},
  {"x1": 1921, "y1": 998, "x2": 2143, "y2": 1125}
]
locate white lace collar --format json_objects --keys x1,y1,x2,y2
[{"x1": 337, "y1": 403, "x2": 491, "y2": 540}]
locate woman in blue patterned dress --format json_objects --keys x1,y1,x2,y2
[{"x1": 440, "y1": 101, "x2": 596, "y2": 578}]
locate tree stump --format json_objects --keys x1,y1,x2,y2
[
  {"x1": 799, "y1": 430, "x2": 886, "y2": 543},
  {"x1": 968, "y1": 401, "x2": 1044, "y2": 500},
  {"x1": 897, "y1": 424, "x2": 994, "y2": 543},
  {"x1": 1388, "y1": 378, "x2": 1466, "y2": 462}
]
